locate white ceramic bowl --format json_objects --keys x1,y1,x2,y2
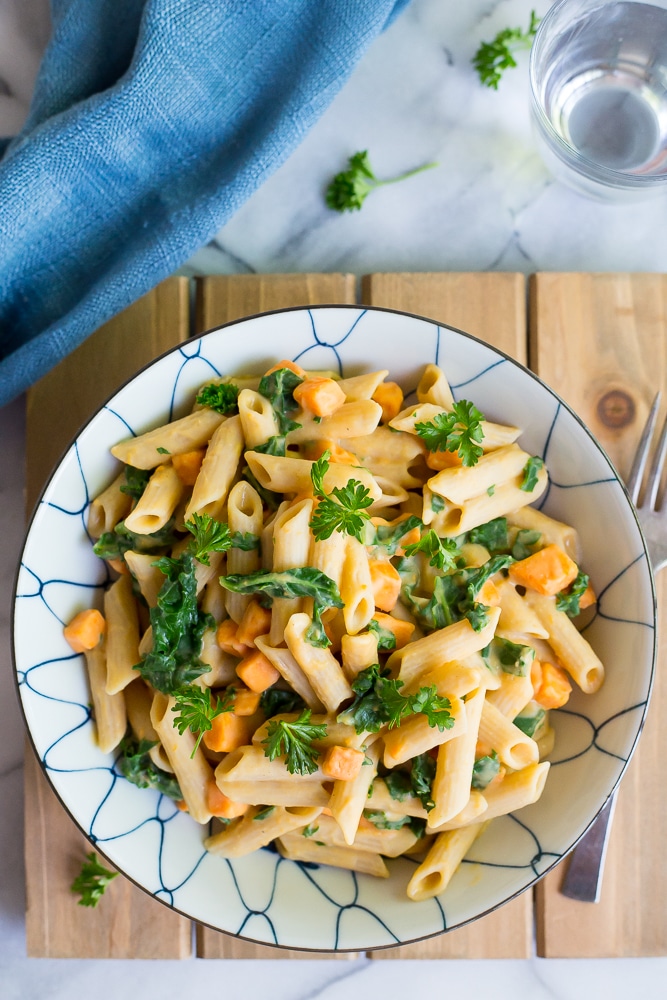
[{"x1": 13, "y1": 305, "x2": 656, "y2": 951}]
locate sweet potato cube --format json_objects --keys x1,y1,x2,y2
[
  {"x1": 372, "y1": 381, "x2": 404, "y2": 424},
  {"x1": 321, "y1": 745, "x2": 365, "y2": 781},
  {"x1": 236, "y1": 599, "x2": 272, "y2": 647},
  {"x1": 508, "y1": 543, "x2": 579, "y2": 596},
  {"x1": 235, "y1": 650, "x2": 281, "y2": 693},
  {"x1": 206, "y1": 781, "x2": 249, "y2": 819},
  {"x1": 63, "y1": 609, "x2": 106, "y2": 653},
  {"x1": 293, "y1": 377, "x2": 346, "y2": 418},
  {"x1": 369, "y1": 559, "x2": 402, "y2": 612}
]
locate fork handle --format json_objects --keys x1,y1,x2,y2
[{"x1": 559, "y1": 793, "x2": 618, "y2": 903}]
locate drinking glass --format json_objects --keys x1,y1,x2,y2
[{"x1": 530, "y1": 0, "x2": 667, "y2": 200}]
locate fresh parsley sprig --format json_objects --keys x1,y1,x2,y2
[
  {"x1": 309, "y1": 450, "x2": 373, "y2": 543},
  {"x1": 196, "y1": 382, "x2": 240, "y2": 414},
  {"x1": 185, "y1": 511, "x2": 258, "y2": 565},
  {"x1": 326, "y1": 150, "x2": 437, "y2": 213},
  {"x1": 415, "y1": 400, "x2": 485, "y2": 467},
  {"x1": 472, "y1": 10, "x2": 540, "y2": 90},
  {"x1": 261, "y1": 708, "x2": 327, "y2": 775},
  {"x1": 71, "y1": 852, "x2": 118, "y2": 908},
  {"x1": 337, "y1": 663, "x2": 454, "y2": 735},
  {"x1": 171, "y1": 685, "x2": 234, "y2": 757},
  {"x1": 404, "y1": 529, "x2": 459, "y2": 570}
]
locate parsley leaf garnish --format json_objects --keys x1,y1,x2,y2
[
  {"x1": 309, "y1": 450, "x2": 373, "y2": 543},
  {"x1": 325, "y1": 150, "x2": 437, "y2": 213},
  {"x1": 71, "y1": 853, "x2": 119, "y2": 908},
  {"x1": 472, "y1": 10, "x2": 540, "y2": 90},
  {"x1": 302, "y1": 822, "x2": 320, "y2": 838},
  {"x1": 261, "y1": 708, "x2": 327, "y2": 775},
  {"x1": 117, "y1": 736, "x2": 182, "y2": 799},
  {"x1": 520, "y1": 456, "x2": 545, "y2": 492},
  {"x1": 556, "y1": 570, "x2": 590, "y2": 617},
  {"x1": 171, "y1": 685, "x2": 234, "y2": 757},
  {"x1": 184, "y1": 511, "x2": 258, "y2": 566},
  {"x1": 404, "y1": 529, "x2": 459, "y2": 570},
  {"x1": 415, "y1": 400, "x2": 485, "y2": 467},
  {"x1": 196, "y1": 382, "x2": 240, "y2": 414},
  {"x1": 337, "y1": 664, "x2": 454, "y2": 735}
]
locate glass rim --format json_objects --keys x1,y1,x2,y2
[{"x1": 528, "y1": 0, "x2": 667, "y2": 187}]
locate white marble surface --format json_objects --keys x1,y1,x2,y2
[{"x1": 3, "y1": 0, "x2": 667, "y2": 996}]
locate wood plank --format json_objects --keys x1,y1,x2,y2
[
  {"x1": 531, "y1": 272, "x2": 667, "y2": 957},
  {"x1": 362, "y1": 271, "x2": 532, "y2": 960},
  {"x1": 24, "y1": 278, "x2": 193, "y2": 958},
  {"x1": 194, "y1": 272, "x2": 357, "y2": 959}
]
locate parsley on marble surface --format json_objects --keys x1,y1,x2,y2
[
  {"x1": 326, "y1": 150, "x2": 437, "y2": 212},
  {"x1": 473, "y1": 10, "x2": 540, "y2": 89}
]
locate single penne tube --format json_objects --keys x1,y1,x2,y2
[
  {"x1": 426, "y1": 789, "x2": 488, "y2": 833},
  {"x1": 150, "y1": 692, "x2": 214, "y2": 823},
  {"x1": 123, "y1": 463, "x2": 184, "y2": 534},
  {"x1": 277, "y1": 833, "x2": 389, "y2": 878},
  {"x1": 205, "y1": 805, "x2": 323, "y2": 858},
  {"x1": 270, "y1": 498, "x2": 313, "y2": 645},
  {"x1": 389, "y1": 401, "x2": 520, "y2": 452},
  {"x1": 388, "y1": 607, "x2": 500, "y2": 688},
  {"x1": 215, "y1": 745, "x2": 329, "y2": 806},
  {"x1": 199, "y1": 628, "x2": 238, "y2": 687},
  {"x1": 428, "y1": 444, "x2": 534, "y2": 505},
  {"x1": 406, "y1": 822, "x2": 487, "y2": 901},
  {"x1": 284, "y1": 613, "x2": 353, "y2": 713},
  {"x1": 402, "y1": 661, "x2": 483, "y2": 701},
  {"x1": 111, "y1": 408, "x2": 225, "y2": 469},
  {"x1": 184, "y1": 415, "x2": 244, "y2": 521},
  {"x1": 522, "y1": 591, "x2": 604, "y2": 693},
  {"x1": 308, "y1": 529, "x2": 347, "y2": 590},
  {"x1": 478, "y1": 699, "x2": 540, "y2": 770},
  {"x1": 438, "y1": 762, "x2": 551, "y2": 830},
  {"x1": 416, "y1": 364, "x2": 455, "y2": 409},
  {"x1": 124, "y1": 550, "x2": 165, "y2": 608},
  {"x1": 340, "y1": 536, "x2": 375, "y2": 636},
  {"x1": 245, "y1": 452, "x2": 382, "y2": 501},
  {"x1": 85, "y1": 640, "x2": 126, "y2": 754},
  {"x1": 87, "y1": 472, "x2": 132, "y2": 538},
  {"x1": 287, "y1": 400, "x2": 382, "y2": 444},
  {"x1": 104, "y1": 574, "x2": 141, "y2": 694},
  {"x1": 340, "y1": 631, "x2": 379, "y2": 681},
  {"x1": 124, "y1": 678, "x2": 160, "y2": 742},
  {"x1": 225, "y1": 480, "x2": 263, "y2": 622},
  {"x1": 508, "y1": 505, "x2": 581, "y2": 562},
  {"x1": 366, "y1": 777, "x2": 428, "y2": 819},
  {"x1": 237, "y1": 388, "x2": 280, "y2": 448},
  {"x1": 485, "y1": 669, "x2": 534, "y2": 720},
  {"x1": 253, "y1": 635, "x2": 324, "y2": 711},
  {"x1": 328, "y1": 741, "x2": 380, "y2": 846},
  {"x1": 495, "y1": 577, "x2": 549, "y2": 638},
  {"x1": 382, "y1": 694, "x2": 467, "y2": 768},
  {"x1": 322, "y1": 812, "x2": 420, "y2": 858},
  {"x1": 429, "y1": 685, "x2": 485, "y2": 827},
  {"x1": 342, "y1": 425, "x2": 426, "y2": 465},
  {"x1": 431, "y1": 468, "x2": 548, "y2": 537},
  {"x1": 336, "y1": 370, "x2": 389, "y2": 401}
]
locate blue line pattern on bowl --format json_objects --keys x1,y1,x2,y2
[{"x1": 14, "y1": 307, "x2": 655, "y2": 951}]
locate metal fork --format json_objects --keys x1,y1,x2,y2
[{"x1": 560, "y1": 391, "x2": 666, "y2": 903}]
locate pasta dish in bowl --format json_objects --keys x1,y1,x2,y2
[{"x1": 13, "y1": 306, "x2": 655, "y2": 950}]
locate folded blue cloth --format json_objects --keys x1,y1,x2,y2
[{"x1": 0, "y1": 0, "x2": 410, "y2": 407}]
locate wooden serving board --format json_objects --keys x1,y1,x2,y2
[{"x1": 22, "y1": 271, "x2": 667, "y2": 959}]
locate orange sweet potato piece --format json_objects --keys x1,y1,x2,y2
[
  {"x1": 232, "y1": 687, "x2": 262, "y2": 716},
  {"x1": 216, "y1": 619, "x2": 250, "y2": 657},
  {"x1": 63, "y1": 609, "x2": 106, "y2": 653},
  {"x1": 293, "y1": 377, "x2": 346, "y2": 418},
  {"x1": 533, "y1": 661, "x2": 572, "y2": 709},
  {"x1": 425, "y1": 448, "x2": 463, "y2": 471},
  {"x1": 236, "y1": 599, "x2": 272, "y2": 647},
  {"x1": 206, "y1": 781, "x2": 249, "y2": 819},
  {"x1": 172, "y1": 448, "x2": 206, "y2": 486},
  {"x1": 372, "y1": 381, "x2": 404, "y2": 423},
  {"x1": 321, "y1": 745, "x2": 365, "y2": 781},
  {"x1": 508, "y1": 543, "x2": 579, "y2": 596},
  {"x1": 203, "y1": 711, "x2": 255, "y2": 753},
  {"x1": 579, "y1": 581, "x2": 597, "y2": 610},
  {"x1": 302, "y1": 439, "x2": 358, "y2": 465},
  {"x1": 369, "y1": 559, "x2": 402, "y2": 612},
  {"x1": 264, "y1": 359, "x2": 307, "y2": 379},
  {"x1": 371, "y1": 612, "x2": 415, "y2": 649},
  {"x1": 235, "y1": 650, "x2": 281, "y2": 693}
]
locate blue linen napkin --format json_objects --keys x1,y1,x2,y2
[{"x1": 0, "y1": 0, "x2": 410, "y2": 407}]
